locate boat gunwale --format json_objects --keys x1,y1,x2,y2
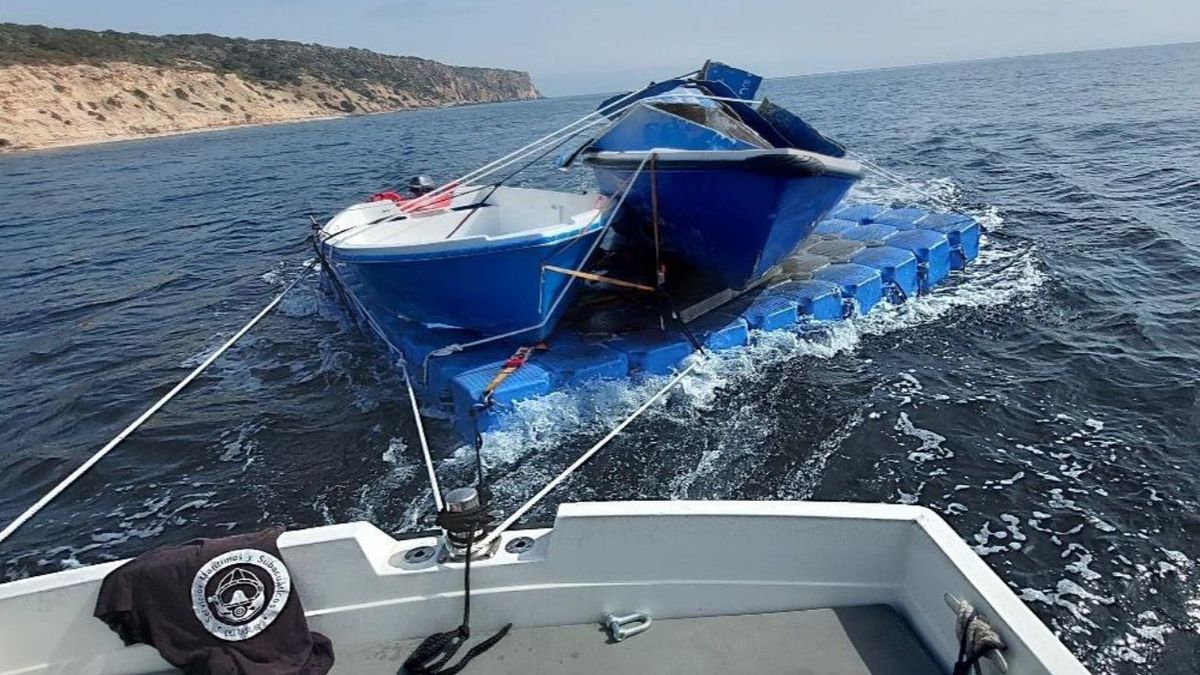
[
  {"x1": 324, "y1": 210, "x2": 608, "y2": 263},
  {"x1": 582, "y1": 147, "x2": 865, "y2": 179}
]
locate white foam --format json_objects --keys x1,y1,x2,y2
[
  {"x1": 783, "y1": 409, "x2": 866, "y2": 501},
  {"x1": 1019, "y1": 578, "x2": 1114, "y2": 627},
  {"x1": 344, "y1": 436, "x2": 421, "y2": 523},
  {"x1": 381, "y1": 437, "x2": 408, "y2": 465},
  {"x1": 218, "y1": 421, "x2": 262, "y2": 467},
  {"x1": 895, "y1": 412, "x2": 953, "y2": 464}
]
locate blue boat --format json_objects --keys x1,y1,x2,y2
[
  {"x1": 319, "y1": 186, "x2": 610, "y2": 340},
  {"x1": 579, "y1": 62, "x2": 863, "y2": 290}
]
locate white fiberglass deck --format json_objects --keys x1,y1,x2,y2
[
  {"x1": 324, "y1": 186, "x2": 606, "y2": 256},
  {"x1": 0, "y1": 501, "x2": 1089, "y2": 674},
  {"x1": 342, "y1": 605, "x2": 939, "y2": 674}
]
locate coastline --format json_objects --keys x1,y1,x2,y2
[
  {"x1": 0, "y1": 57, "x2": 541, "y2": 156},
  {"x1": 0, "y1": 95, "x2": 548, "y2": 155},
  {"x1": 0, "y1": 111, "x2": 354, "y2": 155}
]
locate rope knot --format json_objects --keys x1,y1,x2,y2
[{"x1": 947, "y1": 595, "x2": 1008, "y2": 675}]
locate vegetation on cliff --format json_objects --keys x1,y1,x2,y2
[
  {"x1": 0, "y1": 23, "x2": 540, "y2": 150},
  {"x1": 0, "y1": 23, "x2": 539, "y2": 105}
]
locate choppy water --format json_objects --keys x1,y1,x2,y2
[{"x1": 3, "y1": 42, "x2": 1200, "y2": 672}]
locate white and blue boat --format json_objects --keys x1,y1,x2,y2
[
  {"x1": 319, "y1": 186, "x2": 609, "y2": 339},
  {"x1": 579, "y1": 62, "x2": 864, "y2": 290}
]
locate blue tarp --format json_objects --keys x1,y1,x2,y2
[
  {"x1": 591, "y1": 60, "x2": 846, "y2": 156},
  {"x1": 589, "y1": 104, "x2": 758, "y2": 152},
  {"x1": 757, "y1": 99, "x2": 847, "y2": 158},
  {"x1": 700, "y1": 60, "x2": 763, "y2": 100}
]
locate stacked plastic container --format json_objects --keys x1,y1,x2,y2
[{"x1": 386, "y1": 203, "x2": 982, "y2": 439}]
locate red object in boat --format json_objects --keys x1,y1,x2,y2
[
  {"x1": 368, "y1": 185, "x2": 456, "y2": 212},
  {"x1": 368, "y1": 191, "x2": 406, "y2": 204}
]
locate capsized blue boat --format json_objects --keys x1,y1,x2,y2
[
  {"x1": 579, "y1": 61, "x2": 863, "y2": 290},
  {"x1": 319, "y1": 186, "x2": 609, "y2": 340}
]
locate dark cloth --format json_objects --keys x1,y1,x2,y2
[{"x1": 94, "y1": 527, "x2": 334, "y2": 675}]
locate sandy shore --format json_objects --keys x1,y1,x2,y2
[
  {"x1": 1, "y1": 112, "x2": 353, "y2": 154},
  {"x1": 0, "y1": 61, "x2": 536, "y2": 155}
]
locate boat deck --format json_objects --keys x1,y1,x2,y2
[{"x1": 341, "y1": 605, "x2": 942, "y2": 674}]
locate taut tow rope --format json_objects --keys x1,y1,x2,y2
[
  {"x1": 0, "y1": 256, "x2": 319, "y2": 546},
  {"x1": 401, "y1": 358, "x2": 446, "y2": 513},
  {"x1": 848, "y1": 150, "x2": 956, "y2": 210},
  {"x1": 314, "y1": 238, "x2": 445, "y2": 512},
  {"x1": 477, "y1": 359, "x2": 701, "y2": 551}
]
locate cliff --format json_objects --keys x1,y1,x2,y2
[{"x1": 0, "y1": 23, "x2": 540, "y2": 152}]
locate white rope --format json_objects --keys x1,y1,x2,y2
[
  {"x1": 402, "y1": 69, "x2": 701, "y2": 208},
  {"x1": 848, "y1": 150, "x2": 955, "y2": 209},
  {"x1": 398, "y1": 84, "x2": 664, "y2": 213},
  {"x1": 321, "y1": 117, "x2": 613, "y2": 249},
  {"x1": 319, "y1": 250, "x2": 444, "y2": 511},
  {"x1": 335, "y1": 78, "x2": 731, "y2": 241},
  {"x1": 420, "y1": 154, "x2": 653, "y2": 381},
  {"x1": 404, "y1": 91, "x2": 758, "y2": 211},
  {"x1": 0, "y1": 258, "x2": 319, "y2": 546},
  {"x1": 400, "y1": 360, "x2": 445, "y2": 512},
  {"x1": 478, "y1": 359, "x2": 700, "y2": 550}
]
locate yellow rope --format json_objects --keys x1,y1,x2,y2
[{"x1": 541, "y1": 265, "x2": 656, "y2": 292}]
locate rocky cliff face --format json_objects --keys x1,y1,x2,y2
[{"x1": 0, "y1": 23, "x2": 540, "y2": 151}]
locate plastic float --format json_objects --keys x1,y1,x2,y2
[{"x1": 321, "y1": 201, "x2": 982, "y2": 442}]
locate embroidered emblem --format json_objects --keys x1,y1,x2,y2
[{"x1": 191, "y1": 548, "x2": 291, "y2": 641}]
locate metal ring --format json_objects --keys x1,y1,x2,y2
[
  {"x1": 505, "y1": 536, "x2": 535, "y2": 554},
  {"x1": 404, "y1": 546, "x2": 436, "y2": 564}
]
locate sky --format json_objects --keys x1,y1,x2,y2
[{"x1": 2, "y1": 0, "x2": 1199, "y2": 96}]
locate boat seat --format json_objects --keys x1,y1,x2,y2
[{"x1": 337, "y1": 604, "x2": 942, "y2": 674}]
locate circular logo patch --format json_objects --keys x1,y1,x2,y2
[{"x1": 191, "y1": 548, "x2": 291, "y2": 641}]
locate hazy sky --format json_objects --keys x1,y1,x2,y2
[{"x1": 3, "y1": 0, "x2": 1198, "y2": 95}]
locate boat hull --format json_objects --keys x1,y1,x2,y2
[
  {"x1": 587, "y1": 150, "x2": 861, "y2": 289},
  {"x1": 323, "y1": 225, "x2": 604, "y2": 340}
]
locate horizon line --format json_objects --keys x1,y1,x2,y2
[
  {"x1": 540, "y1": 38, "x2": 1200, "y2": 98},
  {"x1": 4, "y1": 20, "x2": 1195, "y2": 98}
]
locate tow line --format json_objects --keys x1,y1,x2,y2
[{"x1": 0, "y1": 256, "x2": 319, "y2": 546}]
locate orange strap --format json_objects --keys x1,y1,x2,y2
[{"x1": 481, "y1": 343, "x2": 548, "y2": 403}]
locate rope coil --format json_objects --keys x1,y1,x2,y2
[{"x1": 402, "y1": 502, "x2": 511, "y2": 675}]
